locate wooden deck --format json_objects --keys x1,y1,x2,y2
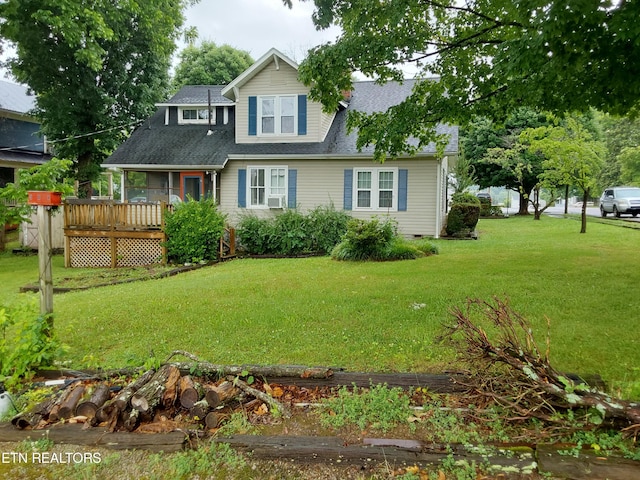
[
  {"x1": 63, "y1": 200, "x2": 235, "y2": 268},
  {"x1": 63, "y1": 200, "x2": 170, "y2": 268}
]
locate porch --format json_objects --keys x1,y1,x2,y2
[{"x1": 63, "y1": 200, "x2": 169, "y2": 268}]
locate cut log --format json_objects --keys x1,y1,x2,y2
[
  {"x1": 189, "y1": 399, "x2": 210, "y2": 421},
  {"x1": 11, "y1": 390, "x2": 63, "y2": 429},
  {"x1": 113, "y1": 369, "x2": 155, "y2": 410},
  {"x1": 123, "y1": 408, "x2": 140, "y2": 432},
  {"x1": 205, "y1": 411, "x2": 223, "y2": 429},
  {"x1": 58, "y1": 384, "x2": 86, "y2": 419},
  {"x1": 131, "y1": 364, "x2": 175, "y2": 414},
  {"x1": 48, "y1": 385, "x2": 79, "y2": 423},
  {"x1": 178, "y1": 375, "x2": 203, "y2": 409},
  {"x1": 76, "y1": 384, "x2": 111, "y2": 419},
  {"x1": 205, "y1": 381, "x2": 239, "y2": 409},
  {"x1": 162, "y1": 365, "x2": 182, "y2": 409}
]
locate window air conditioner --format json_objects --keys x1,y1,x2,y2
[{"x1": 267, "y1": 196, "x2": 285, "y2": 209}]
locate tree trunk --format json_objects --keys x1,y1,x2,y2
[
  {"x1": 161, "y1": 365, "x2": 182, "y2": 409},
  {"x1": 564, "y1": 185, "x2": 569, "y2": 214},
  {"x1": 112, "y1": 369, "x2": 155, "y2": 410},
  {"x1": 189, "y1": 399, "x2": 210, "y2": 421},
  {"x1": 178, "y1": 375, "x2": 203, "y2": 409},
  {"x1": 205, "y1": 381, "x2": 239, "y2": 409},
  {"x1": 58, "y1": 384, "x2": 86, "y2": 419},
  {"x1": 130, "y1": 364, "x2": 175, "y2": 414},
  {"x1": 518, "y1": 191, "x2": 530, "y2": 215},
  {"x1": 76, "y1": 384, "x2": 111, "y2": 419},
  {"x1": 581, "y1": 189, "x2": 589, "y2": 233}
]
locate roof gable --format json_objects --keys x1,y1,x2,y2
[{"x1": 221, "y1": 48, "x2": 299, "y2": 101}]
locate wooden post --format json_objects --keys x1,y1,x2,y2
[{"x1": 37, "y1": 205, "x2": 54, "y2": 324}]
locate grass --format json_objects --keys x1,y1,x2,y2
[{"x1": 1, "y1": 215, "x2": 639, "y2": 398}]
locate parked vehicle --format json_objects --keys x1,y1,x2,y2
[{"x1": 599, "y1": 186, "x2": 640, "y2": 217}]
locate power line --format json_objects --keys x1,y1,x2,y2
[{"x1": 0, "y1": 119, "x2": 143, "y2": 152}]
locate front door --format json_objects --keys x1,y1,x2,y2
[{"x1": 180, "y1": 172, "x2": 204, "y2": 201}]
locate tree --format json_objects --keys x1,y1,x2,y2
[
  {"x1": 463, "y1": 109, "x2": 549, "y2": 215},
  {"x1": 173, "y1": 42, "x2": 254, "y2": 88},
  {"x1": 0, "y1": 0, "x2": 191, "y2": 197},
  {"x1": 283, "y1": 0, "x2": 640, "y2": 161},
  {"x1": 597, "y1": 113, "x2": 640, "y2": 188},
  {"x1": 618, "y1": 147, "x2": 640, "y2": 186},
  {"x1": 522, "y1": 116, "x2": 606, "y2": 233}
]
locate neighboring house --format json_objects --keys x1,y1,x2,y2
[
  {"x1": 0, "y1": 80, "x2": 51, "y2": 188},
  {"x1": 103, "y1": 48, "x2": 458, "y2": 238}
]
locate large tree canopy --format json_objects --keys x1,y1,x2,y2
[
  {"x1": 463, "y1": 108, "x2": 549, "y2": 214},
  {"x1": 0, "y1": 0, "x2": 192, "y2": 196},
  {"x1": 285, "y1": 0, "x2": 640, "y2": 161},
  {"x1": 173, "y1": 42, "x2": 254, "y2": 88}
]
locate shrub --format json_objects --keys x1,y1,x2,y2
[
  {"x1": 331, "y1": 217, "x2": 395, "y2": 261},
  {"x1": 305, "y1": 204, "x2": 351, "y2": 254},
  {"x1": 331, "y1": 217, "x2": 433, "y2": 261},
  {"x1": 1, "y1": 301, "x2": 64, "y2": 389},
  {"x1": 163, "y1": 198, "x2": 227, "y2": 263},
  {"x1": 237, "y1": 206, "x2": 350, "y2": 256},
  {"x1": 446, "y1": 194, "x2": 480, "y2": 237}
]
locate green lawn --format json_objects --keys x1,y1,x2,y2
[{"x1": 1, "y1": 216, "x2": 639, "y2": 398}]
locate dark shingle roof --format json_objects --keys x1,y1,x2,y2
[
  {"x1": 105, "y1": 80, "x2": 458, "y2": 168},
  {"x1": 162, "y1": 86, "x2": 233, "y2": 105}
]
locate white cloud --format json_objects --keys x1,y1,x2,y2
[{"x1": 180, "y1": 0, "x2": 341, "y2": 63}]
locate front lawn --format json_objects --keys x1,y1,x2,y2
[{"x1": 2, "y1": 215, "x2": 639, "y2": 398}]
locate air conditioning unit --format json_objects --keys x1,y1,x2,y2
[{"x1": 267, "y1": 195, "x2": 285, "y2": 209}]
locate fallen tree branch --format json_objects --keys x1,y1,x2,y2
[
  {"x1": 228, "y1": 376, "x2": 291, "y2": 419},
  {"x1": 446, "y1": 297, "x2": 640, "y2": 428}
]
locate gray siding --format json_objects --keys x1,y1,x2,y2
[{"x1": 220, "y1": 157, "x2": 442, "y2": 238}]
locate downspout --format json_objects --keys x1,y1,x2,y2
[
  {"x1": 212, "y1": 171, "x2": 217, "y2": 204},
  {"x1": 435, "y1": 157, "x2": 443, "y2": 238}
]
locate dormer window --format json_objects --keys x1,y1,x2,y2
[
  {"x1": 258, "y1": 95, "x2": 297, "y2": 135},
  {"x1": 179, "y1": 107, "x2": 214, "y2": 124}
]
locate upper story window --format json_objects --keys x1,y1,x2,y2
[
  {"x1": 258, "y1": 95, "x2": 297, "y2": 135},
  {"x1": 353, "y1": 168, "x2": 398, "y2": 211},
  {"x1": 179, "y1": 107, "x2": 214, "y2": 124}
]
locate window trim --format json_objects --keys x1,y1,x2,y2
[
  {"x1": 352, "y1": 167, "x2": 399, "y2": 211},
  {"x1": 257, "y1": 95, "x2": 298, "y2": 136},
  {"x1": 246, "y1": 165, "x2": 288, "y2": 209}
]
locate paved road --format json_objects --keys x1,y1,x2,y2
[{"x1": 541, "y1": 205, "x2": 640, "y2": 223}]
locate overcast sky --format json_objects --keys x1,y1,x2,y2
[
  {"x1": 180, "y1": 0, "x2": 342, "y2": 63},
  {"x1": 0, "y1": 0, "x2": 341, "y2": 83}
]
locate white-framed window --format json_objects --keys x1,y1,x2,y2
[
  {"x1": 179, "y1": 107, "x2": 214, "y2": 124},
  {"x1": 258, "y1": 95, "x2": 297, "y2": 135},
  {"x1": 353, "y1": 168, "x2": 398, "y2": 211},
  {"x1": 248, "y1": 166, "x2": 288, "y2": 208}
]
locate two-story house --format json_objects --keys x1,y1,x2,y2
[
  {"x1": 103, "y1": 48, "x2": 458, "y2": 238},
  {"x1": 0, "y1": 80, "x2": 51, "y2": 188}
]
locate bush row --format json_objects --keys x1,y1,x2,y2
[{"x1": 236, "y1": 205, "x2": 351, "y2": 256}]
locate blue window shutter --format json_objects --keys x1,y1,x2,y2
[
  {"x1": 343, "y1": 169, "x2": 353, "y2": 210},
  {"x1": 398, "y1": 169, "x2": 408, "y2": 211},
  {"x1": 298, "y1": 95, "x2": 307, "y2": 135},
  {"x1": 248, "y1": 96, "x2": 257, "y2": 136},
  {"x1": 238, "y1": 169, "x2": 246, "y2": 208},
  {"x1": 288, "y1": 169, "x2": 297, "y2": 208}
]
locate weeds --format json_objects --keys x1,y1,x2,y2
[{"x1": 318, "y1": 383, "x2": 413, "y2": 432}]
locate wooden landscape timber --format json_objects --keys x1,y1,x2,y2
[{"x1": 2, "y1": 358, "x2": 640, "y2": 478}]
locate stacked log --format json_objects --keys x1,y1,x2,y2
[{"x1": 11, "y1": 364, "x2": 290, "y2": 434}]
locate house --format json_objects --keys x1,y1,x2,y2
[
  {"x1": 103, "y1": 48, "x2": 458, "y2": 238},
  {"x1": 0, "y1": 80, "x2": 52, "y2": 188}
]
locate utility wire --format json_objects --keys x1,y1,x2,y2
[{"x1": 0, "y1": 119, "x2": 143, "y2": 152}]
